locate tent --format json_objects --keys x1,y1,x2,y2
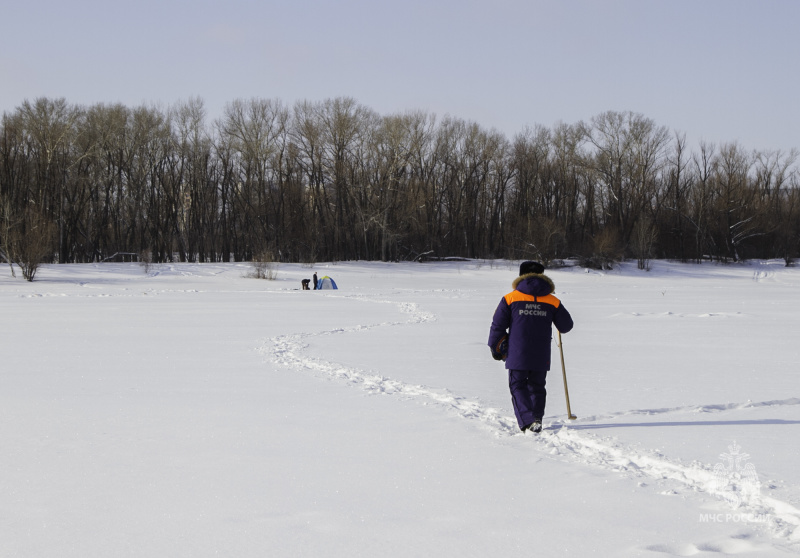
[{"x1": 316, "y1": 276, "x2": 338, "y2": 290}]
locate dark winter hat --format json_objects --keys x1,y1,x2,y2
[{"x1": 519, "y1": 260, "x2": 545, "y2": 276}]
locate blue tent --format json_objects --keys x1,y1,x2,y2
[{"x1": 317, "y1": 276, "x2": 338, "y2": 290}]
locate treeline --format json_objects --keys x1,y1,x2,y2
[{"x1": 1, "y1": 96, "x2": 798, "y2": 279}]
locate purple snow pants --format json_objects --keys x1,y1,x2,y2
[{"x1": 508, "y1": 369, "x2": 547, "y2": 431}]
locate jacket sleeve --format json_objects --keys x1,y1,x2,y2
[
  {"x1": 488, "y1": 297, "x2": 511, "y2": 349},
  {"x1": 553, "y1": 302, "x2": 574, "y2": 334}
]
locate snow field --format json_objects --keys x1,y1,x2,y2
[{"x1": 1, "y1": 260, "x2": 799, "y2": 556}]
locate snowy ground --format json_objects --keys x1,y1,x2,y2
[{"x1": 1, "y1": 259, "x2": 799, "y2": 557}]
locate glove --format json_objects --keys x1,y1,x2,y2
[{"x1": 491, "y1": 335, "x2": 508, "y2": 361}]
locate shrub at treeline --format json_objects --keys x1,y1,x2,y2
[{"x1": 1, "y1": 96, "x2": 798, "y2": 280}]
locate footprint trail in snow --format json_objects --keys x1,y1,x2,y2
[{"x1": 262, "y1": 293, "x2": 800, "y2": 549}]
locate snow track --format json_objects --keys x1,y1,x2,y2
[
  {"x1": 264, "y1": 296, "x2": 522, "y2": 436},
  {"x1": 575, "y1": 397, "x2": 800, "y2": 423},
  {"x1": 541, "y1": 425, "x2": 800, "y2": 546},
  {"x1": 263, "y1": 293, "x2": 800, "y2": 550}
]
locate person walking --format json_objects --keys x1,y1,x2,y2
[
  {"x1": 313, "y1": 272, "x2": 318, "y2": 290},
  {"x1": 488, "y1": 261, "x2": 573, "y2": 433}
]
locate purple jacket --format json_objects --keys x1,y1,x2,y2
[{"x1": 488, "y1": 273, "x2": 573, "y2": 371}]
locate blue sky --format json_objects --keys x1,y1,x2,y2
[{"x1": 2, "y1": 0, "x2": 798, "y2": 153}]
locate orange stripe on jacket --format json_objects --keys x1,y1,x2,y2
[{"x1": 503, "y1": 291, "x2": 561, "y2": 308}]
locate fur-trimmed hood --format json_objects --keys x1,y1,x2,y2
[{"x1": 512, "y1": 272, "x2": 555, "y2": 296}]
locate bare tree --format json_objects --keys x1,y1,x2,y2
[
  {"x1": 711, "y1": 143, "x2": 759, "y2": 261},
  {"x1": 0, "y1": 197, "x2": 19, "y2": 276},
  {"x1": 5, "y1": 205, "x2": 56, "y2": 281},
  {"x1": 2, "y1": 97, "x2": 799, "y2": 268},
  {"x1": 657, "y1": 132, "x2": 695, "y2": 261},
  {"x1": 582, "y1": 111, "x2": 669, "y2": 253},
  {"x1": 768, "y1": 164, "x2": 800, "y2": 265},
  {"x1": 631, "y1": 217, "x2": 658, "y2": 270}
]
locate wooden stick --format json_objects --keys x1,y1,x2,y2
[{"x1": 557, "y1": 330, "x2": 577, "y2": 420}]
